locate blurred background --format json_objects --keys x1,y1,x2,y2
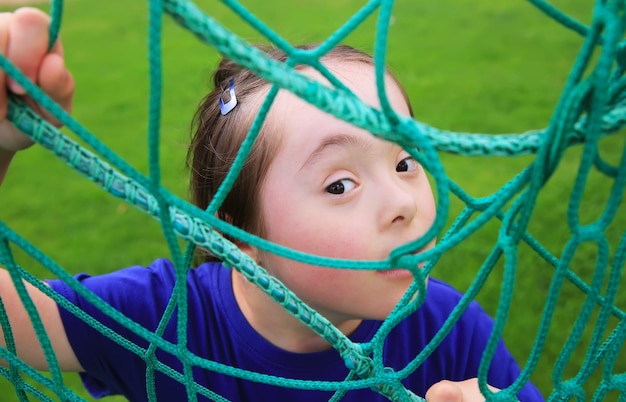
[{"x1": 1, "y1": 0, "x2": 624, "y2": 400}]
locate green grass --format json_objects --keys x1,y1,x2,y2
[{"x1": 1, "y1": 0, "x2": 625, "y2": 400}]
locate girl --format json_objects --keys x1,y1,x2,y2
[{"x1": 0, "y1": 8, "x2": 543, "y2": 402}]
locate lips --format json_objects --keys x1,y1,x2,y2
[{"x1": 376, "y1": 268, "x2": 414, "y2": 279}]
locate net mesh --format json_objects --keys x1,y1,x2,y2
[{"x1": 0, "y1": 0, "x2": 625, "y2": 401}]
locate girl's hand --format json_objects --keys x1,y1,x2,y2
[
  {"x1": 0, "y1": 7, "x2": 74, "y2": 154},
  {"x1": 426, "y1": 378, "x2": 500, "y2": 402}
]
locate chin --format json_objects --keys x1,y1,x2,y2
[
  {"x1": 370, "y1": 286, "x2": 422, "y2": 321},
  {"x1": 364, "y1": 300, "x2": 407, "y2": 321}
]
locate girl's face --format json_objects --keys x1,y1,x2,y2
[{"x1": 256, "y1": 61, "x2": 436, "y2": 323}]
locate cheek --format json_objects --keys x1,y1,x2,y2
[
  {"x1": 418, "y1": 180, "x2": 437, "y2": 224},
  {"x1": 260, "y1": 187, "x2": 367, "y2": 260},
  {"x1": 263, "y1": 203, "x2": 369, "y2": 260}
]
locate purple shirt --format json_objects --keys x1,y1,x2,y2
[{"x1": 48, "y1": 258, "x2": 543, "y2": 401}]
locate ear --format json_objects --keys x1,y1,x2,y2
[
  {"x1": 237, "y1": 242, "x2": 259, "y2": 263},
  {"x1": 216, "y1": 211, "x2": 260, "y2": 263}
]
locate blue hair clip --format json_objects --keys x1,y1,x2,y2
[{"x1": 219, "y1": 77, "x2": 238, "y2": 115}]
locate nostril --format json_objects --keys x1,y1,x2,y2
[{"x1": 392, "y1": 216, "x2": 405, "y2": 224}]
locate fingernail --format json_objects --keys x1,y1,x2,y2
[{"x1": 7, "y1": 78, "x2": 25, "y2": 95}]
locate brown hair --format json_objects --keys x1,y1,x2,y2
[{"x1": 187, "y1": 44, "x2": 413, "y2": 262}]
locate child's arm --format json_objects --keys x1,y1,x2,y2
[
  {"x1": 0, "y1": 8, "x2": 79, "y2": 371},
  {"x1": 0, "y1": 270, "x2": 83, "y2": 371}
]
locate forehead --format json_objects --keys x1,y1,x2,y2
[
  {"x1": 305, "y1": 60, "x2": 409, "y2": 113},
  {"x1": 267, "y1": 61, "x2": 411, "y2": 144}
]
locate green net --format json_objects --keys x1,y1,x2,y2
[{"x1": 0, "y1": 0, "x2": 625, "y2": 401}]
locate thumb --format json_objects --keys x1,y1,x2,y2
[{"x1": 425, "y1": 380, "x2": 463, "y2": 402}]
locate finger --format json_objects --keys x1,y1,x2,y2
[
  {"x1": 425, "y1": 380, "x2": 463, "y2": 402},
  {"x1": 6, "y1": 7, "x2": 51, "y2": 94},
  {"x1": 23, "y1": 52, "x2": 75, "y2": 127},
  {"x1": 38, "y1": 52, "x2": 74, "y2": 114},
  {"x1": 0, "y1": 12, "x2": 12, "y2": 119},
  {"x1": 48, "y1": 32, "x2": 64, "y2": 58}
]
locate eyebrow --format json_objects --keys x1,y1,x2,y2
[{"x1": 299, "y1": 133, "x2": 373, "y2": 172}]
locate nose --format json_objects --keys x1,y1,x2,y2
[{"x1": 377, "y1": 177, "x2": 418, "y2": 229}]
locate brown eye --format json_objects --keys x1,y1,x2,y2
[
  {"x1": 396, "y1": 157, "x2": 418, "y2": 173},
  {"x1": 325, "y1": 179, "x2": 356, "y2": 195}
]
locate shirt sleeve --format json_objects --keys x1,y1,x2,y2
[{"x1": 46, "y1": 258, "x2": 178, "y2": 399}]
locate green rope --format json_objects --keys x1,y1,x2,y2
[{"x1": 0, "y1": 0, "x2": 625, "y2": 401}]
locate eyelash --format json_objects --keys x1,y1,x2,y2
[{"x1": 324, "y1": 156, "x2": 418, "y2": 195}]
